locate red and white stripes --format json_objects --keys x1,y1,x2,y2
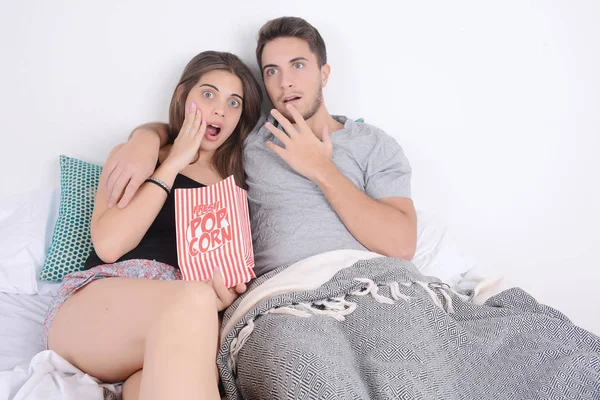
[{"x1": 175, "y1": 176, "x2": 255, "y2": 288}]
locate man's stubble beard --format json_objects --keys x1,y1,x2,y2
[
  {"x1": 270, "y1": 85, "x2": 324, "y2": 124},
  {"x1": 301, "y1": 86, "x2": 323, "y2": 121}
]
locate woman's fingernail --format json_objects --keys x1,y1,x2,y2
[
  {"x1": 191, "y1": 102, "x2": 196, "y2": 108},
  {"x1": 196, "y1": 109, "x2": 200, "y2": 115}
]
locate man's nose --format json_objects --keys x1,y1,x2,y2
[{"x1": 280, "y1": 71, "x2": 294, "y2": 89}]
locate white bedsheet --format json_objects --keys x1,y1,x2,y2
[
  {"x1": 0, "y1": 282, "x2": 58, "y2": 372},
  {"x1": 0, "y1": 351, "x2": 119, "y2": 400},
  {"x1": 0, "y1": 282, "x2": 121, "y2": 399}
]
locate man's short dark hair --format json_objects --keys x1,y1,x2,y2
[{"x1": 256, "y1": 16, "x2": 327, "y2": 70}]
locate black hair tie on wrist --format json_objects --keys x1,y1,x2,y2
[{"x1": 145, "y1": 177, "x2": 171, "y2": 195}]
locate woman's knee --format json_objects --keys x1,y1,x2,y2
[
  {"x1": 171, "y1": 281, "x2": 217, "y2": 312},
  {"x1": 149, "y1": 281, "x2": 217, "y2": 333}
]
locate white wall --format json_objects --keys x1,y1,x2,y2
[{"x1": 1, "y1": 1, "x2": 599, "y2": 333}]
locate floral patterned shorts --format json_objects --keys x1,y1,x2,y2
[{"x1": 42, "y1": 259, "x2": 181, "y2": 349}]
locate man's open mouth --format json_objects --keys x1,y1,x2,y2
[{"x1": 283, "y1": 96, "x2": 301, "y2": 104}]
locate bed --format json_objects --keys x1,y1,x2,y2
[
  {"x1": 0, "y1": 185, "x2": 596, "y2": 399},
  {"x1": 0, "y1": 282, "x2": 58, "y2": 372}
]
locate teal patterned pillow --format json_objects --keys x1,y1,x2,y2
[{"x1": 40, "y1": 155, "x2": 102, "y2": 281}]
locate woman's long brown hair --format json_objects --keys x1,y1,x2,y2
[{"x1": 168, "y1": 51, "x2": 262, "y2": 189}]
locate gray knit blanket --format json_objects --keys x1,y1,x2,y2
[{"x1": 217, "y1": 253, "x2": 600, "y2": 399}]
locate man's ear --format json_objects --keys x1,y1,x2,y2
[{"x1": 320, "y1": 64, "x2": 331, "y2": 87}]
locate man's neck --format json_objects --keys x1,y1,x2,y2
[{"x1": 299, "y1": 105, "x2": 345, "y2": 140}]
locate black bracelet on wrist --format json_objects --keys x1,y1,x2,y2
[{"x1": 145, "y1": 177, "x2": 171, "y2": 195}]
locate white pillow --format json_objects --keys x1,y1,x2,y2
[
  {"x1": 412, "y1": 210, "x2": 479, "y2": 284},
  {"x1": 0, "y1": 187, "x2": 59, "y2": 294}
]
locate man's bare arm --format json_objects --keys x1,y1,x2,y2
[
  {"x1": 104, "y1": 122, "x2": 170, "y2": 208},
  {"x1": 314, "y1": 163, "x2": 417, "y2": 259},
  {"x1": 127, "y1": 122, "x2": 170, "y2": 145}
]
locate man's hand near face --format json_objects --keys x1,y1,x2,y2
[
  {"x1": 265, "y1": 104, "x2": 417, "y2": 261},
  {"x1": 264, "y1": 104, "x2": 334, "y2": 182}
]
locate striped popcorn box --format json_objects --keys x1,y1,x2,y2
[{"x1": 174, "y1": 175, "x2": 255, "y2": 288}]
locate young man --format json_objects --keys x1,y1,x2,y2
[{"x1": 106, "y1": 16, "x2": 417, "y2": 277}]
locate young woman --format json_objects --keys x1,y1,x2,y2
[{"x1": 44, "y1": 51, "x2": 263, "y2": 400}]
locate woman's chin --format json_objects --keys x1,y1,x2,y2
[{"x1": 200, "y1": 142, "x2": 219, "y2": 153}]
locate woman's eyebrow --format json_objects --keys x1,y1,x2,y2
[
  {"x1": 199, "y1": 83, "x2": 219, "y2": 91},
  {"x1": 199, "y1": 83, "x2": 243, "y2": 100}
]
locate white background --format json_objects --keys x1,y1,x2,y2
[{"x1": 1, "y1": 1, "x2": 598, "y2": 333}]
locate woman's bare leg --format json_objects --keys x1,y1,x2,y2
[
  {"x1": 139, "y1": 281, "x2": 219, "y2": 399},
  {"x1": 122, "y1": 369, "x2": 142, "y2": 400},
  {"x1": 48, "y1": 278, "x2": 220, "y2": 399}
]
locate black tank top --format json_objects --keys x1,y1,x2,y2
[{"x1": 84, "y1": 173, "x2": 205, "y2": 270}]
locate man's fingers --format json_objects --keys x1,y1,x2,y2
[
  {"x1": 265, "y1": 122, "x2": 290, "y2": 146},
  {"x1": 269, "y1": 109, "x2": 297, "y2": 137},
  {"x1": 117, "y1": 174, "x2": 145, "y2": 209},
  {"x1": 266, "y1": 140, "x2": 286, "y2": 158},
  {"x1": 103, "y1": 158, "x2": 118, "y2": 191},
  {"x1": 109, "y1": 176, "x2": 130, "y2": 208},
  {"x1": 106, "y1": 167, "x2": 123, "y2": 207},
  {"x1": 105, "y1": 162, "x2": 121, "y2": 193},
  {"x1": 285, "y1": 104, "x2": 311, "y2": 134}
]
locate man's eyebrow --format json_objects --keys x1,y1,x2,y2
[
  {"x1": 200, "y1": 83, "x2": 243, "y2": 101},
  {"x1": 289, "y1": 57, "x2": 309, "y2": 64},
  {"x1": 262, "y1": 57, "x2": 310, "y2": 73},
  {"x1": 262, "y1": 63, "x2": 278, "y2": 72}
]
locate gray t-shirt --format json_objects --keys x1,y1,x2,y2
[{"x1": 244, "y1": 115, "x2": 412, "y2": 276}]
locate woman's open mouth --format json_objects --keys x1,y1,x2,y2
[{"x1": 204, "y1": 124, "x2": 221, "y2": 141}]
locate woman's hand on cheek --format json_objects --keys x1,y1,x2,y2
[{"x1": 164, "y1": 102, "x2": 206, "y2": 172}]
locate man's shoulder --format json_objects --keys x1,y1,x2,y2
[
  {"x1": 245, "y1": 113, "x2": 270, "y2": 145},
  {"x1": 339, "y1": 117, "x2": 398, "y2": 147}
]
